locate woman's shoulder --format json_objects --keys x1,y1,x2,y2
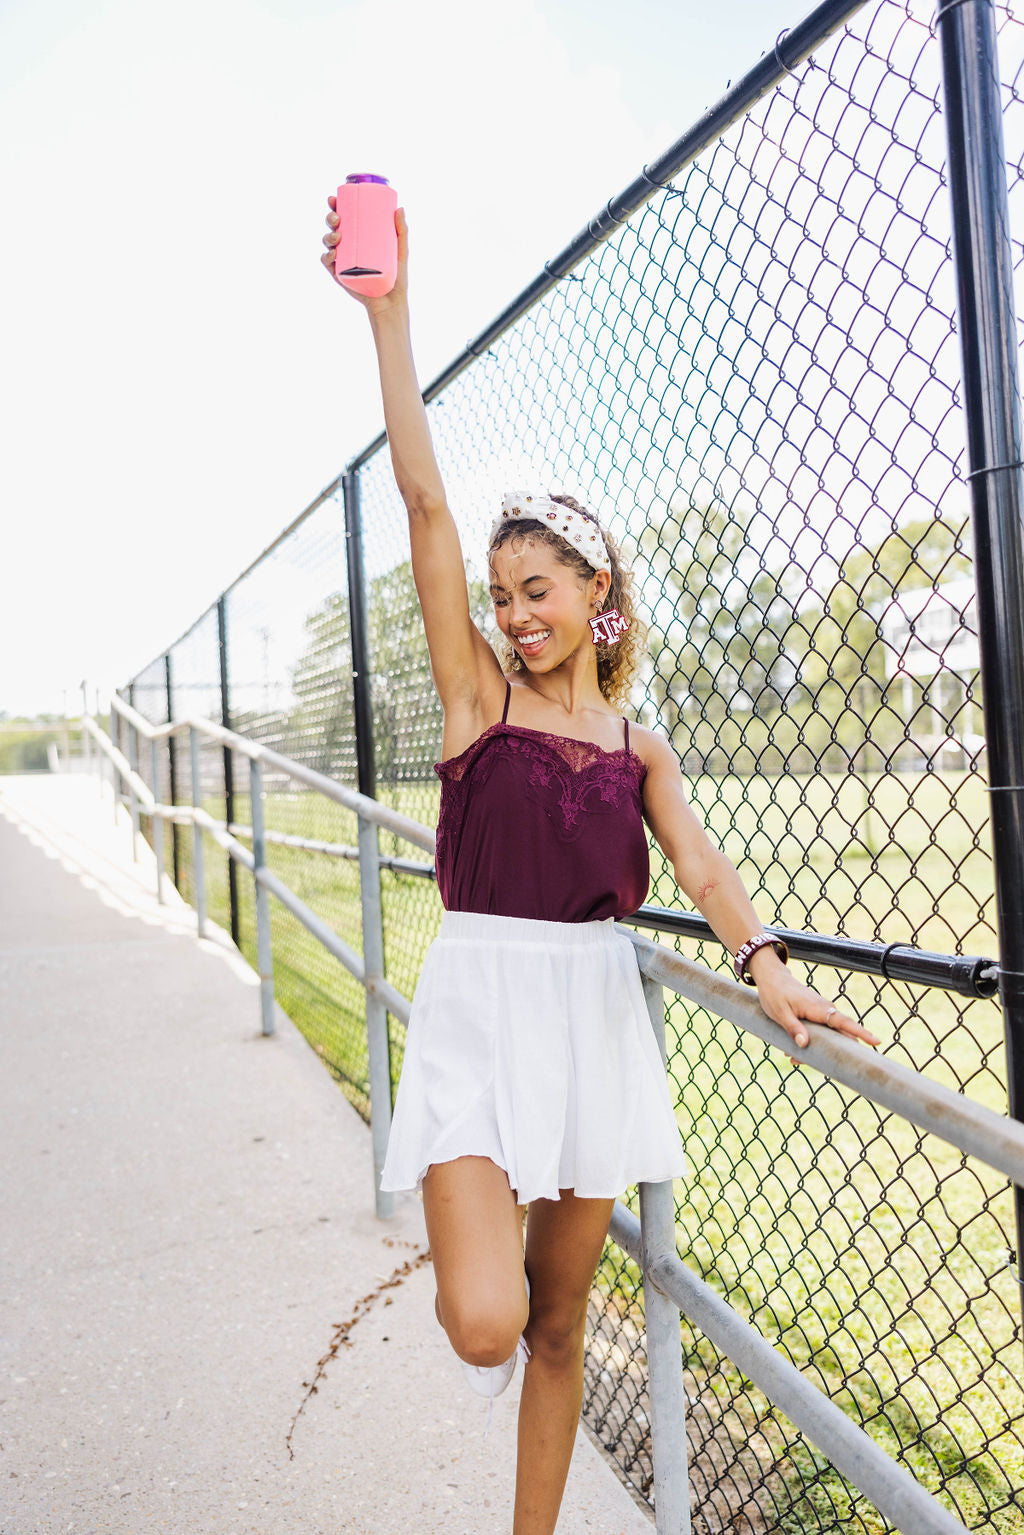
[{"x1": 624, "y1": 720, "x2": 677, "y2": 773}]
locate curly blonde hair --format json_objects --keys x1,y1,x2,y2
[{"x1": 487, "y1": 493, "x2": 647, "y2": 712}]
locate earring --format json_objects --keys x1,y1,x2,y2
[{"x1": 590, "y1": 608, "x2": 629, "y2": 645}]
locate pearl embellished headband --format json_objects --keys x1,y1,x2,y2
[{"x1": 489, "y1": 491, "x2": 611, "y2": 575}]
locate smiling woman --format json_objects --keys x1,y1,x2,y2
[
  {"x1": 320, "y1": 192, "x2": 878, "y2": 1535},
  {"x1": 488, "y1": 491, "x2": 647, "y2": 711}
]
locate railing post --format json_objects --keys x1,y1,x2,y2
[
  {"x1": 249, "y1": 755, "x2": 276, "y2": 1036},
  {"x1": 151, "y1": 735, "x2": 165, "y2": 904},
  {"x1": 358, "y1": 811, "x2": 394, "y2": 1219},
  {"x1": 189, "y1": 726, "x2": 207, "y2": 939},
  {"x1": 638, "y1": 973, "x2": 691, "y2": 1535}
]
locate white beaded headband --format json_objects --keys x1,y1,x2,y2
[{"x1": 489, "y1": 491, "x2": 611, "y2": 574}]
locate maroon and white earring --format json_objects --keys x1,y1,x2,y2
[{"x1": 589, "y1": 608, "x2": 630, "y2": 645}]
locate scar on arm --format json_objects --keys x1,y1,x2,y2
[{"x1": 696, "y1": 879, "x2": 718, "y2": 904}]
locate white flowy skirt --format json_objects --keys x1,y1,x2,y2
[{"x1": 378, "y1": 910, "x2": 687, "y2": 1206}]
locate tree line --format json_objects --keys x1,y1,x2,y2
[{"x1": 251, "y1": 494, "x2": 974, "y2": 785}]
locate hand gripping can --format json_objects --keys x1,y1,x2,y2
[{"x1": 334, "y1": 174, "x2": 398, "y2": 297}]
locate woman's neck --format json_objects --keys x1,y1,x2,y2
[{"x1": 513, "y1": 649, "x2": 609, "y2": 720}]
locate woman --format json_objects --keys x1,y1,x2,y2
[{"x1": 321, "y1": 201, "x2": 877, "y2": 1534}]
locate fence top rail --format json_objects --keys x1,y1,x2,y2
[{"x1": 622, "y1": 927, "x2": 1024, "y2": 1192}]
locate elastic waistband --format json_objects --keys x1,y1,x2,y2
[{"x1": 439, "y1": 909, "x2": 619, "y2": 947}]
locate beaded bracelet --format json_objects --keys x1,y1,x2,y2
[{"x1": 733, "y1": 932, "x2": 789, "y2": 985}]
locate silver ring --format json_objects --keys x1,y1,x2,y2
[{"x1": 825, "y1": 1006, "x2": 836, "y2": 1022}]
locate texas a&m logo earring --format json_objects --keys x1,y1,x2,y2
[{"x1": 589, "y1": 609, "x2": 630, "y2": 645}]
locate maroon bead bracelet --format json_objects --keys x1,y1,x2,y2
[{"x1": 733, "y1": 931, "x2": 790, "y2": 985}]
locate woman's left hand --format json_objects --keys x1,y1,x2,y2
[{"x1": 752, "y1": 964, "x2": 880, "y2": 1059}]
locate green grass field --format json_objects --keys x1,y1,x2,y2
[{"x1": 166, "y1": 765, "x2": 1022, "y2": 1532}]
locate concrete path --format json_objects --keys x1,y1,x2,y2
[{"x1": 0, "y1": 771, "x2": 653, "y2": 1535}]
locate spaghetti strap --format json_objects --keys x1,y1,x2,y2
[
  {"x1": 623, "y1": 718, "x2": 630, "y2": 753},
  {"x1": 502, "y1": 679, "x2": 512, "y2": 724}
]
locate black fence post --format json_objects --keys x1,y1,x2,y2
[
  {"x1": 217, "y1": 595, "x2": 240, "y2": 947},
  {"x1": 936, "y1": 0, "x2": 1024, "y2": 1323},
  {"x1": 343, "y1": 466, "x2": 393, "y2": 1131},
  {"x1": 165, "y1": 652, "x2": 180, "y2": 890},
  {"x1": 343, "y1": 468, "x2": 376, "y2": 799}
]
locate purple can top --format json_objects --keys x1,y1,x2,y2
[{"x1": 346, "y1": 173, "x2": 389, "y2": 185}]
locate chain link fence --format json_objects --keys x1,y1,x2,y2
[{"x1": 119, "y1": 0, "x2": 1024, "y2": 1528}]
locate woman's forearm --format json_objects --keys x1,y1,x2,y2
[
  {"x1": 367, "y1": 305, "x2": 445, "y2": 510},
  {"x1": 682, "y1": 850, "x2": 786, "y2": 980}
]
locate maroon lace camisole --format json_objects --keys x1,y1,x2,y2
[{"x1": 433, "y1": 680, "x2": 651, "y2": 922}]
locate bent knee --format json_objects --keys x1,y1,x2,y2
[{"x1": 445, "y1": 1308, "x2": 522, "y2": 1368}]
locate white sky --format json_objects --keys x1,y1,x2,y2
[
  {"x1": 1, "y1": 0, "x2": 809, "y2": 718},
  {"x1": 0, "y1": 8, "x2": 1002, "y2": 1417}
]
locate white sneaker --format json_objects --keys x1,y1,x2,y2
[
  {"x1": 460, "y1": 1272, "x2": 531, "y2": 1437},
  {"x1": 460, "y1": 1331, "x2": 532, "y2": 1399}
]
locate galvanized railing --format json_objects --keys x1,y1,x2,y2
[
  {"x1": 79, "y1": 690, "x2": 1024, "y2": 1535},
  {"x1": 81, "y1": 691, "x2": 415, "y2": 1217}
]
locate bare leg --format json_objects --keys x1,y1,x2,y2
[
  {"x1": 422, "y1": 1155, "x2": 528, "y2": 1365},
  {"x1": 514, "y1": 1190, "x2": 616, "y2": 1535}
]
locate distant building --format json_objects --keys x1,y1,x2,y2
[{"x1": 877, "y1": 577, "x2": 984, "y2": 763}]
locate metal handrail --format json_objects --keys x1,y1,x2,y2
[
  {"x1": 609, "y1": 1204, "x2": 970, "y2": 1535},
  {"x1": 629, "y1": 928, "x2": 1024, "y2": 1188},
  {"x1": 103, "y1": 693, "x2": 433, "y2": 851},
  {"x1": 85, "y1": 695, "x2": 1023, "y2": 1535},
  {"x1": 89, "y1": 699, "x2": 403, "y2": 1206}
]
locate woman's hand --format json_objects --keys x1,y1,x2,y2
[
  {"x1": 747, "y1": 950, "x2": 880, "y2": 1061},
  {"x1": 321, "y1": 197, "x2": 409, "y2": 317}
]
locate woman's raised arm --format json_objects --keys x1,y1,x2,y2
[{"x1": 322, "y1": 202, "x2": 502, "y2": 720}]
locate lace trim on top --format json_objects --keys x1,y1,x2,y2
[
  {"x1": 435, "y1": 724, "x2": 647, "y2": 841},
  {"x1": 436, "y1": 722, "x2": 646, "y2": 780}
]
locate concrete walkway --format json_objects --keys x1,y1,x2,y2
[{"x1": 0, "y1": 771, "x2": 653, "y2": 1535}]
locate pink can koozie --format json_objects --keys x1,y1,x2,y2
[{"x1": 334, "y1": 174, "x2": 398, "y2": 297}]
